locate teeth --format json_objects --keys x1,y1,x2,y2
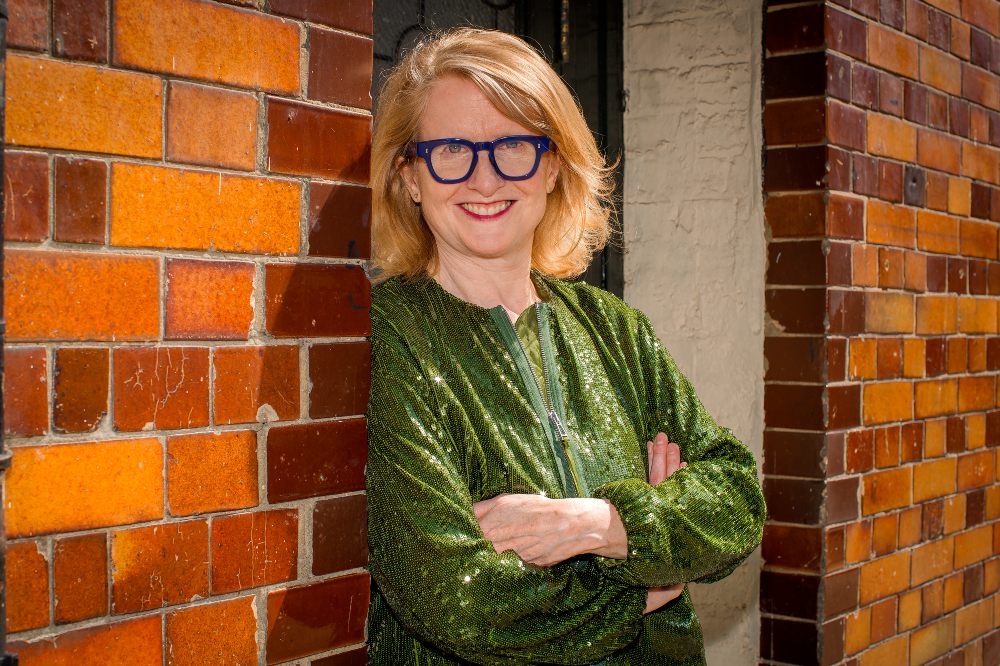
[{"x1": 461, "y1": 201, "x2": 512, "y2": 216}]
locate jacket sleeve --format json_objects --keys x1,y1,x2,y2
[
  {"x1": 592, "y1": 312, "x2": 765, "y2": 588},
  {"x1": 367, "y1": 324, "x2": 647, "y2": 665}
]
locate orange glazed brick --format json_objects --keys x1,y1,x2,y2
[
  {"x1": 899, "y1": 589, "x2": 921, "y2": 630},
  {"x1": 948, "y1": 177, "x2": 972, "y2": 215},
  {"x1": 963, "y1": 63, "x2": 999, "y2": 110},
  {"x1": 967, "y1": 338, "x2": 986, "y2": 372},
  {"x1": 963, "y1": 0, "x2": 1000, "y2": 32},
  {"x1": 868, "y1": 25, "x2": 920, "y2": 79},
  {"x1": 858, "y1": 634, "x2": 907, "y2": 666},
  {"x1": 212, "y1": 345, "x2": 300, "y2": 424},
  {"x1": 860, "y1": 551, "x2": 911, "y2": 603},
  {"x1": 899, "y1": 505, "x2": 921, "y2": 546},
  {"x1": 912, "y1": 536, "x2": 955, "y2": 585},
  {"x1": 6, "y1": 438, "x2": 163, "y2": 537},
  {"x1": 6, "y1": 541, "x2": 49, "y2": 633},
  {"x1": 846, "y1": 519, "x2": 872, "y2": 563},
  {"x1": 868, "y1": 114, "x2": 918, "y2": 163},
  {"x1": 960, "y1": 220, "x2": 998, "y2": 260},
  {"x1": 853, "y1": 244, "x2": 879, "y2": 287},
  {"x1": 917, "y1": 129, "x2": 962, "y2": 174},
  {"x1": 850, "y1": 338, "x2": 878, "y2": 379},
  {"x1": 110, "y1": 163, "x2": 300, "y2": 255},
  {"x1": 210, "y1": 509, "x2": 298, "y2": 594},
  {"x1": 948, "y1": 338, "x2": 968, "y2": 374},
  {"x1": 111, "y1": 520, "x2": 209, "y2": 613},
  {"x1": 165, "y1": 259, "x2": 255, "y2": 340},
  {"x1": 920, "y1": 45, "x2": 963, "y2": 95},
  {"x1": 916, "y1": 295, "x2": 958, "y2": 334},
  {"x1": 916, "y1": 378, "x2": 958, "y2": 417},
  {"x1": 8, "y1": 615, "x2": 162, "y2": 666},
  {"x1": 863, "y1": 467, "x2": 913, "y2": 514},
  {"x1": 962, "y1": 143, "x2": 1000, "y2": 185},
  {"x1": 911, "y1": 614, "x2": 955, "y2": 665},
  {"x1": 4, "y1": 249, "x2": 159, "y2": 342},
  {"x1": 873, "y1": 513, "x2": 898, "y2": 554},
  {"x1": 5, "y1": 54, "x2": 161, "y2": 157},
  {"x1": 867, "y1": 200, "x2": 916, "y2": 247},
  {"x1": 3, "y1": 347, "x2": 47, "y2": 437},
  {"x1": 845, "y1": 606, "x2": 871, "y2": 655},
  {"x1": 958, "y1": 450, "x2": 994, "y2": 489},
  {"x1": 112, "y1": 347, "x2": 210, "y2": 431},
  {"x1": 903, "y1": 252, "x2": 927, "y2": 292},
  {"x1": 958, "y1": 297, "x2": 998, "y2": 334},
  {"x1": 914, "y1": 456, "x2": 958, "y2": 501},
  {"x1": 944, "y1": 493, "x2": 967, "y2": 533},
  {"x1": 966, "y1": 412, "x2": 986, "y2": 448},
  {"x1": 956, "y1": 524, "x2": 994, "y2": 567},
  {"x1": 956, "y1": 597, "x2": 994, "y2": 644},
  {"x1": 903, "y1": 338, "x2": 926, "y2": 377},
  {"x1": 986, "y1": 558, "x2": 999, "y2": 592},
  {"x1": 114, "y1": 0, "x2": 300, "y2": 94},
  {"x1": 916, "y1": 210, "x2": 960, "y2": 254},
  {"x1": 927, "y1": 171, "x2": 950, "y2": 210},
  {"x1": 865, "y1": 292, "x2": 914, "y2": 333},
  {"x1": 53, "y1": 533, "x2": 107, "y2": 624},
  {"x1": 165, "y1": 596, "x2": 258, "y2": 666},
  {"x1": 959, "y1": 376, "x2": 996, "y2": 412},
  {"x1": 167, "y1": 430, "x2": 258, "y2": 516},
  {"x1": 863, "y1": 381, "x2": 914, "y2": 424},
  {"x1": 167, "y1": 82, "x2": 257, "y2": 171}
]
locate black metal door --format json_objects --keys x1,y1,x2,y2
[{"x1": 373, "y1": 0, "x2": 624, "y2": 296}]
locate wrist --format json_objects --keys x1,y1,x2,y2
[{"x1": 585, "y1": 498, "x2": 628, "y2": 559}]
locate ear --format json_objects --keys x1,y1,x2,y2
[
  {"x1": 397, "y1": 156, "x2": 422, "y2": 203},
  {"x1": 544, "y1": 152, "x2": 561, "y2": 194}
]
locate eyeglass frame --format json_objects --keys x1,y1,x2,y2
[{"x1": 406, "y1": 135, "x2": 555, "y2": 184}]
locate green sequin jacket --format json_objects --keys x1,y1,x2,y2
[{"x1": 367, "y1": 274, "x2": 766, "y2": 665}]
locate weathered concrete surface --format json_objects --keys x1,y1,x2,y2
[{"x1": 623, "y1": 0, "x2": 765, "y2": 663}]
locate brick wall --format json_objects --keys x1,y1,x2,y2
[
  {"x1": 2, "y1": 0, "x2": 373, "y2": 663},
  {"x1": 762, "y1": 0, "x2": 999, "y2": 664}
]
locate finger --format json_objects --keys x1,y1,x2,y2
[
  {"x1": 665, "y1": 442, "x2": 682, "y2": 478},
  {"x1": 646, "y1": 441, "x2": 653, "y2": 479},
  {"x1": 649, "y1": 440, "x2": 667, "y2": 485}
]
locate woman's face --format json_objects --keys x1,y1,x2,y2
[{"x1": 400, "y1": 75, "x2": 559, "y2": 268}]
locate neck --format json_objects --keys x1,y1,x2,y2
[{"x1": 432, "y1": 247, "x2": 539, "y2": 318}]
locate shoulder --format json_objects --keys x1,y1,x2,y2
[{"x1": 540, "y1": 275, "x2": 647, "y2": 331}]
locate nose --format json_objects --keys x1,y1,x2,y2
[{"x1": 465, "y1": 149, "x2": 504, "y2": 196}]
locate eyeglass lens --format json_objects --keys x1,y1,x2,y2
[{"x1": 429, "y1": 139, "x2": 538, "y2": 181}]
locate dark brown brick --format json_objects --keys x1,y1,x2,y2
[
  {"x1": 852, "y1": 62, "x2": 879, "y2": 109},
  {"x1": 928, "y1": 91, "x2": 949, "y2": 130},
  {"x1": 847, "y1": 428, "x2": 874, "y2": 472},
  {"x1": 308, "y1": 28, "x2": 372, "y2": 109},
  {"x1": 827, "y1": 241, "x2": 852, "y2": 285},
  {"x1": 926, "y1": 337, "x2": 947, "y2": 375},
  {"x1": 828, "y1": 146, "x2": 851, "y2": 191},
  {"x1": 828, "y1": 53, "x2": 852, "y2": 101},
  {"x1": 971, "y1": 28, "x2": 992, "y2": 69},
  {"x1": 313, "y1": 494, "x2": 367, "y2": 574},
  {"x1": 761, "y1": 571, "x2": 820, "y2": 619},
  {"x1": 765, "y1": 383, "x2": 824, "y2": 430},
  {"x1": 765, "y1": 192, "x2": 826, "y2": 237},
  {"x1": 767, "y1": 240, "x2": 826, "y2": 285},
  {"x1": 922, "y1": 499, "x2": 944, "y2": 540},
  {"x1": 269, "y1": 0, "x2": 372, "y2": 33},
  {"x1": 904, "y1": 80, "x2": 928, "y2": 124},
  {"x1": 949, "y1": 97, "x2": 970, "y2": 138},
  {"x1": 825, "y1": 6, "x2": 867, "y2": 58},
  {"x1": 971, "y1": 183, "x2": 992, "y2": 219},
  {"x1": 5, "y1": 152, "x2": 49, "y2": 242},
  {"x1": 946, "y1": 415, "x2": 965, "y2": 453},
  {"x1": 825, "y1": 567, "x2": 860, "y2": 617},
  {"x1": 828, "y1": 289, "x2": 865, "y2": 334},
  {"x1": 903, "y1": 165, "x2": 926, "y2": 206},
  {"x1": 267, "y1": 418, "x2": 367, "y2": 502},
  {"x1": 927, "y1": 255, "x2": 948, "y2": 292},
  {"x1": 766, "y1": 288, "x2": 826, "y2": 333},
  {"x1": 54, "y1": 156, "x2": 107, "y2": 244},
  {"x1": 879, "y1": 159, "x2": 903, "y2": 203},
  {"x1": 879, "y1": 0, "x2": 904, "y2": 29},
  {"x1": 827, "y1": 101, "x2": 866, "y2": 150},
  {"x1": 763, "y1": 430, "x2": 826, "y2": 478},
  {"x1": 767, "y1": 4, "x2": 824, "y2": 53},
  {"x1": 764, "y1": 478, "x2": 824, "y2": 525},
  {"x1": 765, "y1": 99, "x2": 826, "y2": 146},
  {"x1": 762, "y1": 524, "x2": 822, "y2": 571},
  {"x1": 969, "y1": 258, "x2": 988, "y2": 294},
  {"x1": 308, "y1": 183, "x2": 371, "y2": 258},
  {"x1": 54, "y1": 533, "x2": 108, "y2": 623},
  {"x1": 312, "y1": 647, "x2": 368, "y2": 666},
  {"x1": 53, "y1": 0, "x2": 109, "y2": 62},
  {"x1": 827, "y1": 384, "x2": 860, "y2": 429},
  {"x1": 965, "y1": 488, "x2": 985, "y2": 527},
  {"x1": 828, "y1": 193, "x2": 865, "y2": 238},
  {"x1": 267, "y1": 99, "x2": 370, "y2": 182},
  {"x1": 309, "y1": 342, "x2": 371, "y2": 418},
  {"x1": 54, "y1": 347, "x2": 109, "y2": 433},
  {"x1": 948, "y1": 257, "x2": 968, "y2": 293},
  {"x1": 4, "y1": 347, "x2": 48, "y2": 437},
  {"x1": 827, "y1": 476, "x2": 860, "y2": 523},
  {"x1": 266, "y1": 573, "x2": 370, "y2": 663},
  {"x1": 927, "y1": 8, "x2": 951, "y2": 51},
  {"x1": 879, "y1": 71, "x2": 903, "y2": 115},
  {"x1": 761, "y1": 616, "x2": 819, "y2": 663},
  {"x1": 828, "y1": 338, "x2": 847, "y2": 383},
  {"x1": 765, "y1": 52, "x2": 827, "y2": 100},
  {"x1": 8, "y1": 0, "x2": 48, "y2": 50},
  {"x1": 853, "y1": 154, "x2": 879, "y2": 195},
  {"x1": 265, "y1": 263, "x2": 371, "y2": 337},
  {"x1": 764, "y1": 146, "x2": 827, "y2": 191}
]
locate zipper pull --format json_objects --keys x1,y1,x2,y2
[{"x1": 548, "y1": 409, "x2": 569, "y2": 441}]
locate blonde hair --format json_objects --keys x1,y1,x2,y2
[{"x1": 370, "y1": 28, "x2": 615, "y2": 280}]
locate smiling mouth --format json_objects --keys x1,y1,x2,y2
[{"x1": 459, "y1": 201, "x2": 514, "y2": 219}]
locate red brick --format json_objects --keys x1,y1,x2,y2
[
  {"x1": 265, "y1": 573, "x2": 370, "y2": 663},
  {"x1": 52, "y1": 0, "x2": 109, "y2": 62},
  {"x1": 308, "y1": 28, "x2": 372, "y2": 109},
  {"x1": 867, "y1": 200, "x2": 916, "y2": 247},
  {"x1": 270, "y1": 0, "x2": 372, "y2": 33},
  {"x1": 54, "y1": 347, "x2": 109, "y2": 433},
  {"x1": 110, "y1": 163, "x2": 300, "y2": 255},
  {"x1": 213, "y1": 345, "x2": 300, "y2": 424},
  {"x1": 5, "y1": 249, "x2": 159, "y2": 341},
  {"x1": 826, "y1": 6, "x2": 868, "y2": 58},
  {"x1": 6, "y1": 55, "x2": 162, "y2": 157},
  {"x1": 958, "y1": 450, "x2": 995, "y2": 489},
  {"x1": 877, "y1": 247, "x2": 905, "y2": 289},
  {"x1": 312, "y1": 494, "x2": 367, "y2": 574},
  {"x1": 880, "y1": 159, "x2": 904, "y2": 202},
  {"x1": 265, "y1": 263, "x2": 371, "y2": 337},
  {"x1": 167, "y1": 430, "x2": 258, "y2": 516},
  {"x1": 9, "y1": 615, "x2": 162, "y2": 666},
  {"x1": 863, "y1": 467, "x2": 913, "y2": 514},
  {"x1": 874, "y1": 425, "x2": 901, "y2": 467},
  {"x1": 113, "y1": 347, "x2": 210, "y2": 431},
  {"x1": 917, "y1": 129, "x2": 962, "y2": 173},
  {"x1": 6, "y1": 540, "x2": 49, "y2": 632},
  {"x1": 167, "y1": 82, "x2": 258, "y2": 170},
  {"x1": 308, "y1": 183, "x2": 372, "y2": 258},
  {"x1": 860, "y1": 551, "x2": 910, "y2": 603},
  {"x1": 165, "y1": 259, "x2": 255, "y2": 340},
  {"x1": 53, "y1": 533, "x2": 108, "y2": 624},
  {"x1": 4, "y1": 152, "x2": 49, "y2": 242},
  {"x1": 8, "y1": 0, "x2": 48, "y2": 50},
  {"x1": 865, "y1": 291, "x2": 914, "y2": 332},
  {"x1": 867, "y1": 113, "x2": 918, "y2": 161},
  {"x1": 267, "y1": 418, "x2": 367, "y2": 502},
  {"x1": 829, "y1": 193, "x2": 865, "y2": 239},
  {"x1": 211, "y1": 509, "x2": 298, "y2": 594},
  {"x1": 916, "y1": 295, "x2": 958, "y2": 334},
  {"x1": 111, "y1": 520, "x2": 209, "y2": 613},
  {"x1": 853, "y1": 244, "x2": 879, "y2": 286},
  {"x1": 166, "y1": 596, "x2": 258, "y2": 666},
  {"x1": 267, "y1": 99, "x2": 371, "y2": 183},
  {"x1": 827, "y1": 100, "x2": 867, "y2": 150},
  {"x1": 863, "y1": 381, "x2": 914, "y2": 424},
  {"x1": 3, "y1": 347, "x2": 48, "y2": 437},
  {"x1": 114, "y1": 0, "x2": 300, "y2": 93},
  {"x1": 915, "y1": 456, "x2": 959, "y2": 501},
  {"x1": 6, "y1": 438, "x2": 163, "y2": 537},
  {"x1": 54, "y1": 157, "x2": 107, "y2": 245}
]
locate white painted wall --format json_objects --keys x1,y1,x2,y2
[{"x1": 623, "y1": 0, "x2": 765, "y2": 663}]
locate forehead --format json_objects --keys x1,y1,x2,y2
[{"x1": 417, "y1": 75, "x2": 532, "y2": 141}]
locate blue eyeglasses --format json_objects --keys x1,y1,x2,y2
[{"x1": 408, "y1": 135, "x2": 554, "y2": 184}]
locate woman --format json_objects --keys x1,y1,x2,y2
[{"x1": 367, "y1": 28, "x2": 765, "y2": 665}]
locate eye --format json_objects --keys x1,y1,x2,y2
[{"x1": 443, "y1": 143, "x2": 468, "y2": 154}]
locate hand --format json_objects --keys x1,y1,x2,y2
[
  {"x1": 473, "y1": 494, "x2": 626, "y2": 566},
  {"x1": 644, "y1": 584, "x2": 684, "y2": 614},
  {"x1": 644, "y1": 432, "x2": 686, "y2": 614}
]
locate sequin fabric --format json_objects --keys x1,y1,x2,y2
[{"x1": 367, "y1": 273, "x2": 766, "y2": 665}]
